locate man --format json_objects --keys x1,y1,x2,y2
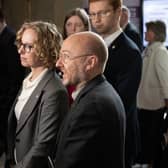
[
  {"x1": 89, "y1": 0, "x2": 142, "y2": 168},
  {"x1": 55, "y1": 31, "x2": 126, "y2": 168},
  {"x1": 0, "y1": 8, "x2": 25, "y2": 157},
  {"x1": 120, "y1": 5, "x2": 143, "y2": 51}
]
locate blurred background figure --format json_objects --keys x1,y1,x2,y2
[
  {"x1": 0, "y1": 8, "x2": 25, "y2": 158},
  {"x1": 5, "y1": 21, "x2": 68, "y2": 168},
  {"x1": 62, "y1": 7, "x2": 91, "y2": 105},
  {"x1": 89, "y1": 1, "x2": 142, "y2": 168},
  {"x1": 120, "y1": 5, "x2": 143, "y2": 52},
  {"x1": 137, "y1": 20, "x2": 168, "y2": 168},
  {"x1": 62, "y1": 7, "x2": 91, "y2": 39}
]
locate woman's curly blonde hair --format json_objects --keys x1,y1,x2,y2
[{"x1": 16, "y1": 21, "x2": 62, "y2": 69}]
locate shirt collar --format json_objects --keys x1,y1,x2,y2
[
  {"x1": 104, "y1": 28, "x2": 122, "y2": 47},
  {"x1": 71, "y1": 84, "x2": 85, "y2": 100},
  {"x1": 23, "y1": 68, "x2": 48, "y2": 89}
]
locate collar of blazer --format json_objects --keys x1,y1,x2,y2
[
  {"x1": 56, "y1": 74, "x2": 106, "y2": 145},
  {"x1": 71, "y1": 74, "x2": 105, "y2": 108},
  {"x1": 15, "y1": 69, "x2": 54, "y2": 135}
]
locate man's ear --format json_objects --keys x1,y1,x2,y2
[{"x1": 85, "y1": 55, "x2": 98, "y2": 71}]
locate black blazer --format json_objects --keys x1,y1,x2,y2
[
  {"x1": 54, "y1": 75, "x2": 126, "y2": 168},
  {"x1": 6, "y1": 70, "x2": 68, "y2": 168},
  {"x1": 124, "y1": 23, "x2": 143, "y2": 52},
  {"x1": 0, "y1": 26, "x2": 25, "y2": 155},
  {"x1": 104, "y1": 32, "x2": 142, "y2": 159}
]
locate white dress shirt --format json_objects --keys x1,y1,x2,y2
[
  {"x1": 15, "y1": 68, "x2": 48, "y2": 120},
  {"x1": 104, "y1": 28, "x2": 122, "y2": 47}
]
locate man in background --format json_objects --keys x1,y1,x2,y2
[
  {"x1": 89, "y1": 0, "x2": 142, "y2": 168},
  {"x1": 0, "y1": 8, "x2": 25, "y2": 157},
  {"x1": 120, "y1": 5, "x2": 143, "y2": 51}
]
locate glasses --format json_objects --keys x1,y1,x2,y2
[
  {"x1": 59, "y1": 52, "x2": 93, "y2": 63},
  {"x1": 16, "y1": 42, "x2": 35, "y2": 53},
  {"x1": 89, "y1": 9, "x2": 112, "y2": 20}
]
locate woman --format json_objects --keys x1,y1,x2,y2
[
  {"x1": 5, "y1": 21, "x2": 68, "y2": 168},
  {"x1": 62, "y1": 7, "x2": 91, "y2": 39},
  {"x1": 62, "y1": 8, "x2": 91, "y2": 105},
  {"x1": 137, "y1": 20, "x2": 168, "y2": 168}
]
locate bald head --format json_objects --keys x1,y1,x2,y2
[
  {"x1": 56, "y1": 31, "x2": 108, "y2": 87},
  {"x1": 65, "y1": 31, "x2": 108, "y2": 71},
  {"x1": 120, "y1": 5, "x2": 130, "y2": 28}
]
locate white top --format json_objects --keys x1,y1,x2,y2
[
  {"x1": 137, "y1": 42, "x2": 168, "y2": 110},
  {"x1": 15, "y1": 68, "x2": 48, "y2": 120}
]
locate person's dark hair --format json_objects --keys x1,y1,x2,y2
[
  {"x1": 89, "y1": 0, "x2": 122, "y2": 11},
  {"x1": 146, "y1": 20, "x2": 166, "y2": 42},
  {"x1": 62, "y1": 8, "x2": 91, "y2": 39},
  {"x1": 0, "y1": 8, "x2": 5, "y2": 23}
]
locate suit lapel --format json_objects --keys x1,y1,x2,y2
[
  {"x1": 74, "y1": 75, "x2": 105, "y2": 104},
  {"x1": 109, "y1": 33, "x2": 124, "y2": 52},
  {"x1": 56, "y1": 75, "x2": 105, "y2": 145},
  {"x1": 16, "y1": 70, "x2": 53, "y2": 134}
]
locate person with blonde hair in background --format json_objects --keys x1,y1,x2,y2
[{"x1": 5, "y1": 21, "x2": 68, "y2": 168}]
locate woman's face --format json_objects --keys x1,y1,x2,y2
[
  {"x1": 18, "y1": 28, "x2": 42, "y2": 68},
  {"x1": 145, "y1": 28, "x2": 155, "y2": 43},
  {"x1": 65, "y1": 15, "x2": 86, "y2": 37}
]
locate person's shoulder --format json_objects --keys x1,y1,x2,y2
[
  {"x1": 3, "y1": 26, "x2": 15, "y2": 36},
  {"x1": 117, "y1": 32, "x2": 140, "y2": 51},
  {"x1": 0, "y1": 26, "x2": 16, "y2": 44},
  {"x1": 126, "y1": 23, "x2": 139, "y2": 33}
]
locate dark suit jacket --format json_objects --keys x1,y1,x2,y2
[
  {"x1": 6, "y1": 70, "x2": 68, "y2": 168},
  {"x1": 0, "y1": 26, "x2": 25, "y2": 155},
  {"x1": 54, "y1": 75, "x2": 126, "y2": 168},
  {"x1": 124, "y1": 23, "x2": 143, "y2": 52},
  {"x1": 104, "y1": 32, "x2": 142, "y2": 161}
]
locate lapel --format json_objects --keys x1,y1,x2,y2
[
  {"x1": 16, "y1": 69, "x2": 53, "y2": 134},
  {"x1": 56, "y1": 75, "x2": 105, "y2": 146},
  {"x1": 109, "y1": 33, "x2": 124, "y2": 52},
  {"x1": 73, "y1": 75, "x2": 105, "y2": 106}
]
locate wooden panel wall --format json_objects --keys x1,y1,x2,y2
[{"x1": 2, "y1": 0, "x2": 86, "y2": 32}]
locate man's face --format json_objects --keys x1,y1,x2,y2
[
  {"x1": 56, "y1": 37, "x2": 89, "y2": 87},
  {"x1": 89, "y1": 0, "x2": 120, "y2": 37}
]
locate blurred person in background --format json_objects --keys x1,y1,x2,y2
[
  {"x1": 120, "y1": 5, "x2": 143, "y2": 52},
  {"x1": 0, "y1": 8, "x2": 25, "y2": 158},
  {"x1": 62, "y1": 7, "x2": 91, "y2": 39},
  {"x1": 89, "y1": 0, "x2": 142, "y2": 168},
  {"x1": 137, "y1": 20, "x2": 168, "y2": 168}
]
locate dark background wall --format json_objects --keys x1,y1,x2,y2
[
  {"x1": 0, "y1": 0, "x2": 87, "y2": 32},
  {"x1": 0, "y1": 0, "x2": 141, "y2": 33}
]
